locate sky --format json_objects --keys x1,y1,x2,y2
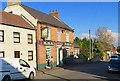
[{"x1": 0, "y1": 1, "x2": 119, "y2": 45}]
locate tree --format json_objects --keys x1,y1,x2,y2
[{"x1": 96, "y1": 27, "x2": 115, "y2": 45}]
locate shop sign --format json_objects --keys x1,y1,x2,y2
[
  {"x1": 43, "y1": 41, "x2": 54, "y2": 46},
  {"x1": 41, "y1": 27, "x2": 48, "y2": 38},
  {"x1": 64, "y1": 42, "x2": 72, "y2": 46}
]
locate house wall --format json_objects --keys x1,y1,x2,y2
[
  {"x1": 4, "y1": 5, "x2": 37, "y2": 26},
  {"x1": 36, "y1": 23, "x2": 74, "y2": 69},
  {"x1": 0, "y1": 24, "x2": 36, "y2": 68}
]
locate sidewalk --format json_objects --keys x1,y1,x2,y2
[{"x1": 36, "y1": 66, "x2": 64, "y2": 74}]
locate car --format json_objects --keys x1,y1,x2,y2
[
  {"x1": 0, "y1": 58, "x2": 36, "y2": 81},
  {"x1": 107, "y1": 60, "x2": 120, "y2": 73},
  {"x1": 110, "y1": 54, "x2": 120, "y2": 60}
]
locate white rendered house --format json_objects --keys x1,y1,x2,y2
[{"x1": 0, "y1": 11, "x2": 36, "y2": 68}]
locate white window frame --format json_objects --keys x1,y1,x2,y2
[
  {"x1": 28, "y1": 34, "x2": 33, "y2": 44},
  {"x1": 66, "y1": 32, "x2": 69, "y2": 42},
  {"x1": 13, "y1": 32, "x2": 20, "y2": 43},
  {"x1": 66, "y1": 48, "x2": 70, "y2": 57},
  {"x1": 28, "y1": 51, "x2": 33, "y2": 61},
  {"x1": 46, "y1": 47, "x2": 51, "y2": 60},
  {"x1": 46, "y1": 28, "x2": 50, "y2": 40},
  {"x1": 0, "y1": 30, "x2": 4, "y2": 42},
  {"x1": 57, "y1": 31, "x2": 61, "y2": 41}
]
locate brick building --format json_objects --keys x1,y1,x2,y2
[{"x1": 4, "y1": 2, "x2": 74, "y2": 69}]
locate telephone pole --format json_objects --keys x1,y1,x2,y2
[{"x1": 89, "y1": 29, "x2": 92, "y2": 59}]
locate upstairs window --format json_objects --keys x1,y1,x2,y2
[
  {"x1": 13, "y1": 32, "x2": 20, "y2": 43},
  {"x1": 57, "y1": 31, "x2": 61, "y2": 41},
  {"x1": 28, "y1": 34, "x2": 33, "y2": 44},
  {"x1": 46, "y1": 28, "x2": 50, "y2": 40},
  {"x1": 0, "y1": 30, "x2": 4, "y2": 42},
  {"x1": 66, "y1": 32, "x2": 69, "y2": 42}
]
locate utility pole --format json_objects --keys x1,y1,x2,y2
[
  {"x1": 89, "y1": 29, "x2": 94, "y2": 59},
  {"x1": 89, "y1": 30, "x2": 92, "y2": 59}
]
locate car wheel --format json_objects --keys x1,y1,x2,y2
[
  {"x1": 29, "y1": 72, "x2": 34, "y2": 80},
  {"x1": 2, "y1": 76, "x2": 11, "y2": 81}
]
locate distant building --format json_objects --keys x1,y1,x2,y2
[
  {"x1": 74, "y1": 43, "x2": 80, "y2": 55},
  {"x1": 4, "y1": 2, "x2": 74, "y2": 69},
  {"x1": 0, "y1": 11, "x2": 36, "y2": 68}
]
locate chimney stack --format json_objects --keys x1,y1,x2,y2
[
  {"x1": 49, "y1": 10, "x2": 59, "y2": 18},
  {"x1": 7, "y1": 0, "x2": 21, "y2": 6}
]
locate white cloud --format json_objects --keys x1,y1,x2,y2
[
  {"x1": 75, "y1": 32, "x2": 120, "y2": 46},
  {"x1": 79, "y1": 33, "x2": 96, "y2": 39},
  {"x1": 112, "y1": 32, "x2": 120, "y2": 46}
]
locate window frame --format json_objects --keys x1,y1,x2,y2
[
  {"x1": 57, "y1": 31, "x2": 61, "y2": 41},
  {"x1": 0, "y1": 51, "x2": 5, "y2": 58},
  {"x1": 66, "y1": 32, "x2": 69, "y2": 42},
  {"x1": 13, "y1": 32, "x2": 20, "y2": 43},
  {"x1": 28, "y1": 34, "x2": 33, "y2": 44},
  {"x1": 0, "y1": 30, "x2": 4, "y2": 42},
  {"x1": 28, "y1": 51, "x2": 33, "y2": 61}
]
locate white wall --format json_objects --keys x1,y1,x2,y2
[
  {"x1": 0, "y1": 24, "x2": 36, "y2": 68},
  {"x1": 4, "y1": 5, "x2": 37, "y2": 26}
]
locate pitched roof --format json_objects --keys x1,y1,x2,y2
[
  {"x1": 0, "y1": 11, "x2": 34, "y2": 30},
  {"x1": 20, "y1": 4, "x2": 73, "y2": 31}
]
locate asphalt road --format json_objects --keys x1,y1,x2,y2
[{"x1": 34, "y1": 61, "x2": 120, "y2": 81}]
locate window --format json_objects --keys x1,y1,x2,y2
[
  {"x1": 46, "y1": 28, "x2": 50, "y2": 40},
  {"x1": 28, "y1": 34, "x2": 33, "y2": 44},
  {"x1": 66, "y1": 48, "x2": 70, "y2": 57},
  {"x1": 28, "y1": 51, "x2": 33, "y2": 61},
  {"x1": 13, "y1": 32, "x2": 20, "y2": 43},
  {"x1": 66, "y1": 32, "x2": 69, "y2": 42},
  {"x1": 19, "y1": 59, "x2": 30, "y2": 67},
  {"x1": 0, "y1": 30, "x2": 4, "y2": 42},
  {"x1": 14, "y1": 51, "x2": 20, "y2": 58},
  {"x1": 0, "y1": 51, "x2": 4, "y2": 58},
  {"x1": 46, "y1": 47, "x2": 51, "y2": 60},
  {"x1": 57, "y1": 31, "x2": 61, "y2": 41}
]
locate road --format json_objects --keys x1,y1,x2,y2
[
  {"x1": 35, "y1": 61, "x2": 120, "y2": 80},
  {"x1": 18, "y1": 62, "x2": 120, "y2": 81}
]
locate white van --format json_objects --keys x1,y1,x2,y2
[{"x1": 0, "y1": 58, "x2": 36, "y2": 81}]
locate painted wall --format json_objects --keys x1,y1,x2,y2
[
  {"x1": 4, "y1": 4, "x2": 37, "y2": 26},
  {"x1": 0, "y1": 24, "x2": 36, "y2": 68}
]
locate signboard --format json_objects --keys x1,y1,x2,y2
[
  {"x1": 43, "y1": 41, "x2": 54, "y2": 46},
  {"x1": 64, "y1": 42, "x2": 72, "y2": 46},
  {"x1": 41, "y1": 27, "x2": 48, "y2": 38}
]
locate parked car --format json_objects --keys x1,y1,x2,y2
[
  {"x1": 0, "y1": 58, "x2": 36, "y2": 81},
  {"x1": 107, "y1": 60, "x2": 120, "y2": 73},
  {"x1": 110, "y1": 54, "x2": 120, "y2": 60}
]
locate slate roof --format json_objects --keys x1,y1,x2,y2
[
  {"x1": 20, "y1": 4, "x2": 73, "y2": 31},
  {"x1": 0, "y1": 11, "x2": 34, "y2": 30}
]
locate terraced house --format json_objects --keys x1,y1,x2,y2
[
  {"x1": 0, "y1": 11, "x2": 36, "y2": 68},
  {"x1": 4, "y1": 2, "x2": 74, "y2": 69}
]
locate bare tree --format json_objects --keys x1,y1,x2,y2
[{"x1": 96, "y1": 27, "x2": 115, "y2": 45}]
